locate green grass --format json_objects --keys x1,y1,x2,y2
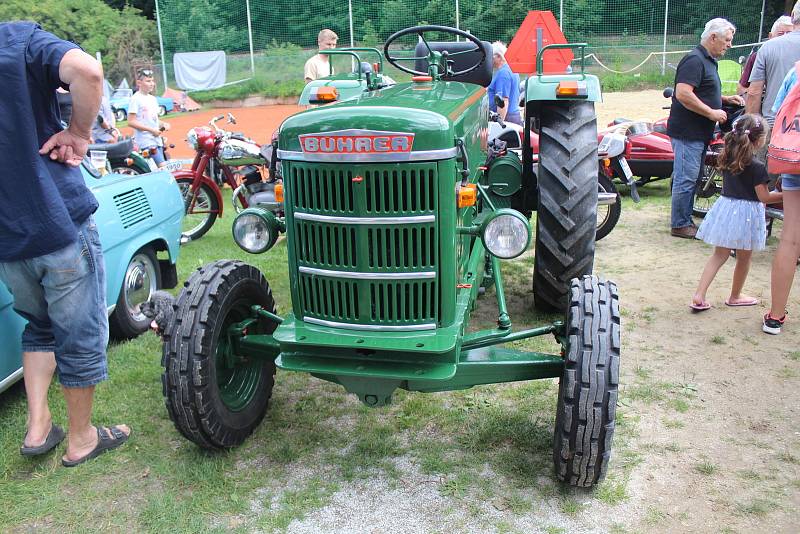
[{"x1": 695, "y1": 461, "x2": 717, "y2": 476}]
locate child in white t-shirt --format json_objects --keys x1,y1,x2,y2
[{"x1": 128, "y1": 69, "x2": 170, "y2": 166}]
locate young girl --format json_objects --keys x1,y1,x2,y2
[{"x1": 690, "y1": 114, "x2": 783, "y2": 311}]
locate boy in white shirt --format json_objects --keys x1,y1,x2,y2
[
  {"x1": 128, "y1": 69, "x2": 170, "y2": 167},
  {"x1": 304, "y1": 29, "x2": 338, "y2": 82}
]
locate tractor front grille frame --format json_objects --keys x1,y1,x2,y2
[{"x1": 286, "y1": 161, "x2": 440, "y2": 330}]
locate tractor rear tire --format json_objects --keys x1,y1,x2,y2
[
  {"x1": 533, "y1": 101, "x2": 598, "y2": 312},
  {"x1": 161, "y1": 260, "x2": 278, "y2": 449},
  {"x1": 553, "y1": 275, "x2": 620, "y2": 487}
]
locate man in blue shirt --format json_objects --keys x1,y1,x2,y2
[
  {"x1": 0, "y1": 22, "x2": 130, "y2": 466},
  {"x1": 488, "y1": 41, "x2": 522, "y2": 125}
]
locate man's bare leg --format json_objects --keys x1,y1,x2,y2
[
  {"x1": 22, "y1": 351, "x2": 56, "y2": 447},
  {"x1": 61, "y1": 385, "x2": 130, "y2": 462}
]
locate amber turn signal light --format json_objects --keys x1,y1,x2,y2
[
  {"x1": 556, "y1": 81, "x2": 588, "y2": 98},
  {"x1": 309, "y1": 86, "x2": 339, "y2": 104},
  {"x1": 274, "y1": 183, "x2": 284, "y2": 203},
  {"x1": 457, "y1": 183, "x2": 477, "y2": 208}
]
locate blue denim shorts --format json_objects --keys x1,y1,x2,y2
[
  {"x1": 781, "y1": 173, "x2": 800, "y2": 191},
  {"x1": 0, "y1": 216, "x2": 108, "y2": 388},
  {"x1": 143, "y1": 145, "x2": 166, "y2": 167}
]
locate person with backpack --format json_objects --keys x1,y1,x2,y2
[{"x1": 763, "y1": 61, "x2": 800, "y2": 334}]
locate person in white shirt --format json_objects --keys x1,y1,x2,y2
[
  {"x1": 127, "y1": 69, "x2": 170, "y2": 167},
  {"x1": 304, "y1": 29, "x2": 338, "y2": 83}
]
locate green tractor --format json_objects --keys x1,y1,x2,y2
[{"x1": 161, "y1": 26, "x2": 620, "y2": 488}]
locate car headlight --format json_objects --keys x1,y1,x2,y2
[
  {"x1": 186, "y1": 128, "x2": 199, "y2": 150},
  {"x1": 232, "y1": 208, "x2": 281, "y2": 254},
  {"x1": 481, "y1": 209, "x2": 531, "y2": 259}
]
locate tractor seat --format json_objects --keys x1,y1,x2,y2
[
  {"x1": 413, "y1": 40, "x2": 493, "y2": 87},
  {"x1": 88, "y1": 137, "x2": 133, "y2": 160}
]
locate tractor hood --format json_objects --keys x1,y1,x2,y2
[{"x1": 278, "y1": 81, "x2": 486, "y2": 159}]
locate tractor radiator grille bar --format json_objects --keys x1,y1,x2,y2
[{"x1": 287, "y1": 161, "x2": 440, "y2": 329}]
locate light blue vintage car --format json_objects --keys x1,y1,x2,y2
[
  {"x1": 0, "y1": 161, "x2": 184, "y2": 394},
  {"x1": 110, "y1": 88, "x2": 174, "y2": 121}
]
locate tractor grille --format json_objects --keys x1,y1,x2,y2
[
  {"x1": 113, "y1": 187, "x2": 153, "y2": 228},
  {"x1": 287, "y1": 161, "x2": 439, "y2": 330}
]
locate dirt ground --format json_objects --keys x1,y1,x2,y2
[{"x1": 120, "y1": 92, "x2": 799, "y2": 532}]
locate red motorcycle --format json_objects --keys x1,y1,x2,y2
[
  {"x1": 174, "y1": 114, "x2": 280, "y2": 241},
  {"x1": 604, "y1": 88, "x2": 743, "y2": 217}
]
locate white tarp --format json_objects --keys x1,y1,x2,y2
[{"x1": 173, "y1": 51, "x2": 226, "y2": 91}]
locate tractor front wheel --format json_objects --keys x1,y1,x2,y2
[
  {"x1": 533, "y1": 101, "x2": 598, "y2": 312},
  {"x1": 161, "y1": 260, "x2": 278, "y2": 449},
  {"x1": 553, "y1": 275, "x2": 620, "y2": 487}
]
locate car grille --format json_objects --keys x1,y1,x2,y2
[
  {"x1": 286, "y1": 161, "x2": 439, "y2": 330},
  {"x1": 113, "y1": 187, "x2": 153, "y2": 228}
]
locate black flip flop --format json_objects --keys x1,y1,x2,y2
[
  {"x1": 20, "y1": 424, "x2": 65, "y2": 456},
  {"x1": 62, "y1": 426, "x2": 130, "y2": 467}
]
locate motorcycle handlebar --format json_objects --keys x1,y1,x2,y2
[{"x1": 209, "y1": 115, "x2": 227, "y2": 133}]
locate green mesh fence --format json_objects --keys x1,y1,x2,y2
[{"x1": 154, "y1": 0, "x2": 778, "y2": 93}]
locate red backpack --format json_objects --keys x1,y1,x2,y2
[{"x1": 768, "y1": 61, "x2": 800, "y2": 175}]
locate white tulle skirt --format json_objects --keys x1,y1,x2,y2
[{"x1": 696, "y1": 196, "x2": 767, "y2": 251}]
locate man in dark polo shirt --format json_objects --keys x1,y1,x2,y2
[
  {"x1": 668, "y1": 18, "x2": 744, "y2": 238},
  {"x1": 0, "y1": 22, "x2": 130, "y2": 466}
]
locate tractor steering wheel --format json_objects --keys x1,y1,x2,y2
[{"x1": 383, "y1": 25, "x2": 486, "y2": 78}]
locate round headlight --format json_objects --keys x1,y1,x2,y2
[
  {"x1": 482, "y1": 210, "x2": 531, "y2": 259},
  {"x1": 186, "y1": 128, "x2": 199, "y2": 150},
  {"x1": 232, "y1": 210, "x2": 278, "y2": 254}
]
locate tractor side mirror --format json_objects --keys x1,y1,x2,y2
[
  {"x1": 227, "y1": 112, "x2": 237, "y2": 125},
  {"x1": 494, "y1": 94, "x2": 505, "y2": 109},
  {"x1": 662, "y1": 87, "x2": 674, "y2": 99}
]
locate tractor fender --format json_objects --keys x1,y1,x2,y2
[
  {"x1": 525, "y1": 74, "x2": 602, "y2": 103},
  {"x1": 172, "y1": 169, "x2": 225, "y2": 217}
]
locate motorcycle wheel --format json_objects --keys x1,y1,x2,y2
[
  {"x1": 693, "y1": 163, "x2": 722, "y2": 218},
  {"x1": 596, "y1": 174, "x2": 621, "y2": 241},
  {"x1": 111, "y1": 165, "x2": 142, "y2": 176},
  {"x1": 176, "y1": 177, "x2": 219, "y2": 242}
]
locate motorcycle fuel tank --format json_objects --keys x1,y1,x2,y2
[{"x1": 218, "y1": 138, "x2": 265, "y2": 166}]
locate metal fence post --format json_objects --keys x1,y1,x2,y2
[
  {"x1": 559, "y1": 0, "x2": 563, "y2": 30},
  {"x1": 245, "y1": 0, "x2": 255, "y2": 76},
  {"x1": 349, "y1": 0, "x2": 355, "y2": 47},
  {"x1": 155, "y1": 0, "x2": 169, "y2": 89},
  {"x1": 661, "y1": 0, "x2": 669, "y2": 76},
  {"x1": 758, "y1": 0, "x2": 766, "y2": 42}
]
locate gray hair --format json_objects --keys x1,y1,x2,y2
[
  {"x1": 793, "y1": 2, "x2": 800, "y2": 25},
  {"x1": 492, "y1": 41, "x2": 507, "y2": 58},
  {"x1": 771, "y1": 15, "x2": 793, "y2": 34},
  {"x1": 700, "y1": 18, "x2": 736, "y2": 41}
]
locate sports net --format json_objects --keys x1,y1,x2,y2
[{"x1": 154, "y1": 0, "x2": 778, "y2": 93}]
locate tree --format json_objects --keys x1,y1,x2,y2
[{"x1": 0, "y1": 0, "x2": 157, "y2": 84}]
